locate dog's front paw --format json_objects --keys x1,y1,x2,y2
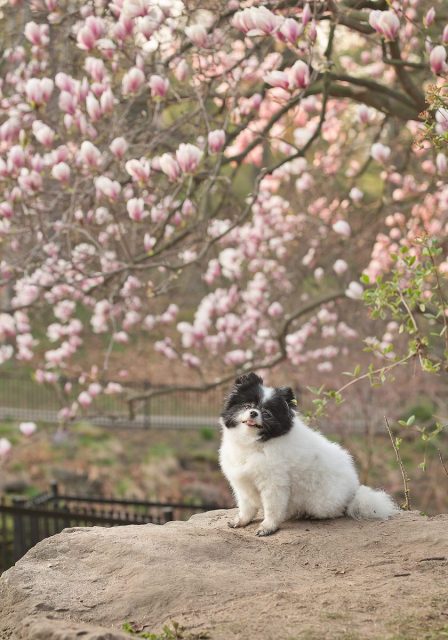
[
  {"x1": 255, "y1": 523, "x2": 278, "y2": 537},
  {"x1": 228, "y1": 517, "x2": 248, "y2": 529}
]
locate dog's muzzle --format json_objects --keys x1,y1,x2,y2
[{"x1": 243, "y1": 409, "x2": 261, "y2": 428}]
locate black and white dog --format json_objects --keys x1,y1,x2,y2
[{"x1": 219, "y1": 372, "x2": 398, "y2": 536}]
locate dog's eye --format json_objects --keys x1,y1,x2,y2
[{"x1": 262, "y1": 409, "x2": 272, "y2": 417}]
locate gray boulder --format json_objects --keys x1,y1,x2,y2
[{"x1": 0, "y1": 510, "x2": 447, "y2": 639}]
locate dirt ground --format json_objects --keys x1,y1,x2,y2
[{"x1": 0, "y1": 510, "x2": 447, "y2": 640}]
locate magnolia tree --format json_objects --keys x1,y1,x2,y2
[{"x1": 0, "y1": 0, "x2": 447, "y2": 433}]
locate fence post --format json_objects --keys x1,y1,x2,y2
[
  {"x1": 161, "y1": 506, "x2": 174, "y2": 523},
  {"x1": 143, "y1": 381, "x2": 151, "y2": 429},
  {"x1": 12, "y1": 496, "x2": 27, "y2": 563},
  {"x1": 50, "y1": 481, "x2": 59, "y2": 500}
]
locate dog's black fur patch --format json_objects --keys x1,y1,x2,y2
[{"x1": 221, "y1": 372, "x2": 295, "y2": 442}]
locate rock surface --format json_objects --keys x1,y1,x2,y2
[{"x1": 0, "y1": 510, "x2": 447, "y2": 640}]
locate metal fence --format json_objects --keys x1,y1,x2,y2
[
  {"x1": 0, "y1": 373, "x2": 223, "y2": 429},
  {"x1": 0, "y1": 372, "x2": 386, "y2": 432},
  {"x1": 0, "y1": 482, "x2": 224, "y2": 574}
]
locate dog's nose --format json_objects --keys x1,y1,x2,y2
[{"x1": 249, "y1": 410, "x2": 258, "y2": 418}]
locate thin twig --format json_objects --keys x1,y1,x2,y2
[
  {"x1": 437, "y1": 448, "x2": 448, "y2": 478},
  {"x1": 384, "y1": 417, "x2": 411, "y2": 511},
  {"x1": 336, "y1": 352, "x2": 415, "y2": 395}
]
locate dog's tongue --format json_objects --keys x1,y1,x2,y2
[{"x1": 246, "y1": 419, "x2": 258, "y2": 427}]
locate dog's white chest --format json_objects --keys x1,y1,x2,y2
[{"x1": 219, "y1": 434, "x2": 264, "y2": 483}]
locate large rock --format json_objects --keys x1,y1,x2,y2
[{"x1": 0, "y1": 510, "x2": 447, "y2": 640}]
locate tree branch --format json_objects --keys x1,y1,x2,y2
[{"x1": 388, "y1": 40, "x2": 426, "y2": 112}]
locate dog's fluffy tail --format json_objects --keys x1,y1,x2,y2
[{"x1": 346, "y1": 485, "x2": 399, "y2": 520}]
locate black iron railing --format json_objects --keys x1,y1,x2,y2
[{"x1": 0, "y1": 482, "x2": 224, "y2": 573}]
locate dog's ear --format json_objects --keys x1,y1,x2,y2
[
  {"x1": 234, "y1": 372, "x2": 263, "y2": 388},
  {"x1": 278, "y1": 386, "x2": 298, "y2": 408}
]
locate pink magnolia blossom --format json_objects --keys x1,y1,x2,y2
[
  {"x1": 268, "y1": 301, "x2": 283, "y2": 317},
  {"x1": 369, "y1": 10, "x2": 400, "y2": 41},
  {"x1": 113, "y1": 331, "x2": 128, "y2": 344},
  {"x1": 176, "y1": 143, "x2": 203, "y2": 173},
  {"x1": 19, "y1": 170, "x2": 42, "y2": 194},
  {"x1": 371, "y1": 142, "x2": 391, "y2": 164},
  {"x1": 100, "y1": 89, "x2": 114, "y2": 113},
  {"x1": 52, "y1": 162, "x2": 71, "y2": 183},
  {"x1": 125, "y1": 158, "x2": 151, "y2": 182},
  {"x1": 24, "y1": 21, "x2": 49, "y2": 46},
  {"x1": 127, "y1": 197, "x2": 148, "y2": 222},
  {"x1": 0, "y1": 203, "x2": 13, "y2": 218},
  {"x1": 25, "y1": 78, "x2": 54, "y2": 106},
  {"x1": 19, "y1": 421, "x2": 37, "y2": 436},
  {"x1": 110, "y1": 137, "x2": 128, "y2": 159},
  {"x1": 345, "y1": 281, "x2": 364, "y2": 300},
  {"x1": 85, "y1": 57, "x2": 107, "y2": 82},
  {"x1": 232, "y1": 7, "x2": 279, "y2": 36},
  {"x1": 185, "y1": 24, "x2": 208, "y2": 48},
  {"x1": 357, "y1": 105, "x2": 375, "y2": 124},
  {"x1": 278, "y1": 19, "x2": 302, "y2": 44},
  {"x1": 122, "y1": 67, "x2": 145, "y2": 95},
  {"x1": 104, "y1": 382, "x2": 123, "y2": 395},
  {"x1": 436, "y1": 153, "x2": 447, "y2": 174},
  {"x1": 79, "y1": 141, "x2": 102, "y2": 168},
  {"x1": 154, "y1": 338, "x2": 177, "y2": 359},
  {"x1": 86, "y1": 93, "x2": 102, "y2": 121},
  {"x1": 78, "y1": 391, "x2": 93, "y2": 408},
  {"x1": 85, "y1": 16, "x2": 105, "y2": 39},
  {"x1": 302, "y1": 4, "x2": 311, "y2": 26},
  {"x1": 182, "y1": 353, "x2": 201, "y2": 368},
  {"x1": 8, "y1": 146, "x2": 26, "y2": 170},
  {"x1": 88, "y1": 383, "x2": 102, "y2": 397},
  {"x1": 443, "y1": 25, "x2": 448, "y2": 44},
  {"x1": 332, "y1": 220, "x2": 351, "y2": 237},
  {"x1": 424, "y1": 7, "x2": 436, "y2": 28},
  {"x1": 0, "y1": 438, "x2": 12, "y2": 457},
  {"x1": 144, "y1": 233, "x2": 156, "y2": 252},
  {"x1": 0, "y1": 313, "x2": 15, "y2": 340},
  {"x1": 436, "y1": 108, "x2": 448, "y2": 132},
  {"x1": 159, "y1": 154, "x2": 181, "y2": 180},
  {"x1": 32, "y1": 121, "x2": 55, "y2": 147},
  {"x1": 429, "y1": 45, "x2": 447, "y2": 75},
  {"x1": 95, "y1": 176, "x2": 121, "y2": 200},
  {"x1": 208, "y1": 129, "x2": 226, "y2": 154},
  {"x1": 289, "y1": 60, "x2": 310, "y2": 89},
  {"x1": 59, "y1": 90, "x2": 77, "y2": 115},
  {"x1": 174, "y1": 59, "x2": 189, "y2": 82},
  {"x1": 349, "y1": 187, "x2": 363, "y2": 202},
  {"x1": 77, "y1": 25, "x2": 97, "y2": 50},
  {"x1": 333, "y1": 259, "x2": 348, "y2": 275},
  {"x1": 77, "y1": 16, "x2": 104, "y2": 50},
  {"x1": 265, "y1": 70, "x2": 290, "y2": 90},
  {"x1": 317, "y1": 361, "x2": 333, "y2": 373},
  {"x1": 149, "y1": 75, "x2": 169, "y2": 99}
]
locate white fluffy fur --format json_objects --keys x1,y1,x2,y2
[{"x1": 219, "y1": 404, "x2": 398, "y2": 536}]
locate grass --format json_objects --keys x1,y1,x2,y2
[
  {"x1": 146, "y1": 443, "x2": 174, "y2": 460},
  {"x1": 122, "y1": 621, "x2": 209, "y2": 639}
]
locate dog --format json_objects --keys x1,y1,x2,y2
[{"x1": 219, "y1": 372, "x2": 398, "y2": 536}]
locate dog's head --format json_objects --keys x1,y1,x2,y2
[{"x1": 220, "y1": 372, "x2": 296, "y2": 442}]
